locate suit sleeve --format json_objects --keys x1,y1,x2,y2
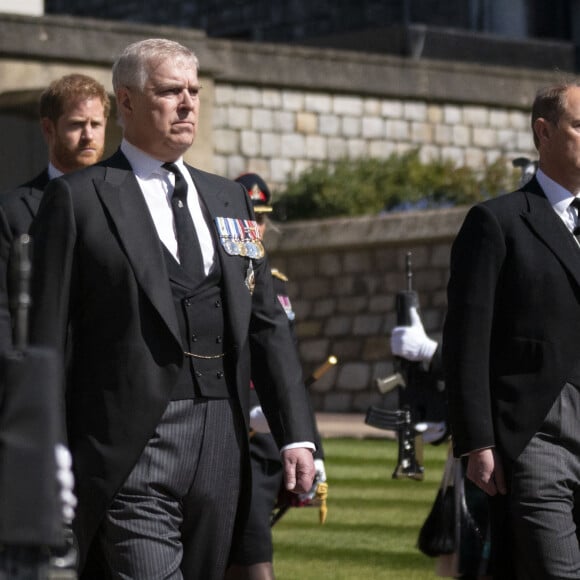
[{"x1": 442, "y1": 203, "x2": 506, "y2": 457}]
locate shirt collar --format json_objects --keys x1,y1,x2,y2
[
  {"x1": 47, "y1": 162, "x2": 64, "y2": 180},
  {"x1": 536, "y1": 168, "x2": 578, "y2": 216},
  {"x1": 120, "y1": 139, "x2": 185, "y2": 179}
]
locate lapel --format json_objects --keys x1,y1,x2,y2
[
  {"x1": 22, "y1": 169, "x2": 49, "y2": 219},
  {"x1": 92, "y1": 150, "x2": 182, "y2": 348},
  {"x1": 187, "y1": 166, "x2": 252, "y2": 344},
  {"x1": 521, "y1": 178, "x2": 580, "y2": 290}
]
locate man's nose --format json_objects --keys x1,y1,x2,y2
[
  {"x1": 180, "y1": 90, "x2": 195, "y2": 109},
  {"x1": 81, "y1": 122, "x2": 94, "y2": 139}
]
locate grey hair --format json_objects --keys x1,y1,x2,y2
[{"x1": 112, "y1": 38, "x2": 199, "y2": 93}]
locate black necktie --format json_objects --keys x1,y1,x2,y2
[
  {"x1": 163, "y1": 163, "x2": 205, "y2": 279},
  {"x1": 571, "y1": 197, "x2": 580, "y2": 242}
]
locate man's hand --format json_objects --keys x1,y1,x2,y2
[
  {"x1": 390, "y1": 306, "x2": 438, "y2": 363},
  {"x1": 282, "y1": 447, "x2": 315, "y2": 494},
  {"x1": 466, "y1": 448, "x2": 507, "y2": 496}
]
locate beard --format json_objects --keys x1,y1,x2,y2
[{"x1": 52, "y1": 138, "x2": 105, "y2": 172}]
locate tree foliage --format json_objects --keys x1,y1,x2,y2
[{"x1": 272, "y1": 150, "x2": 521, "y2": 221}]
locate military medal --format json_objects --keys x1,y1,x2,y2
[
  {"x1": 215, "y1": 217, "x2": 264, "y2": 259},
  {"x1": 245, "y1": 261, "x2": 255, "y2": 295}
]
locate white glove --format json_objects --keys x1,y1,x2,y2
[
  {"x1": 249, "y1": 405, "x2": 270, "y2": 433},
  {"x1": 415, "y1": 421, "x2": 448, "y2": 444},
  {"x1": 390, "y1": 306, "x2": 438, "y2": 363},
  {"x1": 55, "y1": 443, "x2": 77, "y2": 524},
  {"x1": 314, "y1": 458, "x2": 327, "y2": 483}
]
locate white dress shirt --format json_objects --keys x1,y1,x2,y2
[
  {"x1": 536, "y1": 168, "x2": 580, "y2": 238},
  {"x1": 120, "y1": 139, "x2": 216, "y2": 274}
]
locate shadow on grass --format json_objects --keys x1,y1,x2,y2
[{"x1": 275, "y1": 539, "x2": 431, "y2": 570}]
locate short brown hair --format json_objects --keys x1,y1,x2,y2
[
  {"x1": 531, "y1": 81, "x2": 580, "y2": 148},
  {"x1": 39, "y1": 73, "x2": 111, "y2": 123}
]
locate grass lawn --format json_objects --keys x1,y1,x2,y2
[{"x1": 272, "y1": 437, "x2": 448, "y2": 579}]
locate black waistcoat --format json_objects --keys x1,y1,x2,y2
[{"x1": 163, "y1": 248, "x2": 233, "y2": 400}]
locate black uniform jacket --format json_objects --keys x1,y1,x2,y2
[
  {"x1": 28, "y1": 150, "x2": 316, "y2": 568},
  {"x1": 443, "y1": 177, "x2": 580, "y2": 461}
]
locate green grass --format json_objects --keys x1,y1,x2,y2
[{"x1": 272, "y1": 438, "x2": 448, "y2": 579}]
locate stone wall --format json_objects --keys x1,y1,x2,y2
[
  {"x1": 265, "y1": 206, "x2": 468, "y2": 412},
  {"x1": 212, "y1": 83, "x2": 535, "y2": 191}
]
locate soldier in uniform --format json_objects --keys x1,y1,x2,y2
[{"x1": 226, "y1": 173, "x2": 327, "y2": 580}]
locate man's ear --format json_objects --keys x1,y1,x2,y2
[
  {"x1": 40, "y1": 117, "x2": 54, "y2": 143},
  {"x1": 116, "y1": 88, "x2": 133, "y2": 117},
  {"x1": 533, "y1": 117, "x2": 551, "y2": 146}
]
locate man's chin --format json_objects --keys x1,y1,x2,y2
[{"x1": 75, "y1": 153, "x2": 101, "y2": 167}]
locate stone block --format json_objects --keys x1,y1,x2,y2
[
  {"x1": 261, "y1": 132, "x2": 281, "y2": 157},
  {"x1": 212, "y1": 106, "x2": 228, "y2": 128},
  {"x1": 262, "y1": 89, "x2": 282, "y2": 108},
  {"x1": 353, "y1": 315, "x2": 384, "y2": 336},
  {"x1": 281, "y1": 90, "x2": 304, "y2": 111},
  {"x1": 272, "y1": 110, "x2": 295, "y2": 132},
  {"x1": 472, "y1": 127, "x2": 496, "y2": 148},
  {"x1": 333, "y1": 95, "x2": 363, "y2": 116},
  {"x1": 427, "y1": 105, "x2": 444, "y2": 124},
  {"x1": 332, "y1": 338, "x2": 364, "y2": 359},
  {"x1": 434, "y1": 124, "x2": 453, "y2": 145},
  {"x1": 296, "y1": 111, "x2": 318, "y2": 134},
  {"x1": 352, "y1": 392, "x2": 383, "y2": 412},
  {"x1": 305, "y1": 135, "x2": 327, "y2": 160},
  {"x1": 362, "y1": 116, "x2": 385, "y2": 138},
  {"x1": 337, "y1": 296, "x2": 368, "y2": 314},
  {"x1": 226, "y1": 155, "x2": 246, "y2": 179},
  {"x1": 381, "y1": 100, "x2": 404, "y2": 119},
  {"x1": 385, "y1": 119, "x2": 409, "y2": 140},
  {"x1": 336, "y1": 362, "x2": 371, "y2": 391},
  {"x1": 322, "y1": 393, "x2": 353, "y2": 413},
  {"x1": 327, "y1": 137, "x2": 349, "y2": 159},
  {"x1": 215, "y1": 84, "x2": 235, "y2": 105},
  {"x1": 342, "y1": 116, "x2": 361, "y2": 137},
  {"x1": 364, "y1": 98, "x2": 381, "y2": 115},
  {"x1": 404, "y1": 102, "x2": 428, "y2": 122},
  {"x1": 235, "y1": 87, "x2": 261, "y2": 107},
  {"x1": 213, "y1": 129, "x2": 239, "y2": 154},
  {"x1": 463, "y1": 105, "x2": 489, "y2": 126},
  {"x1": 312, "y1": 298, "x2": 336, "y2": 317},
  {"x1": 270, "y1": 157, "x2": 293, "y2": 182},
  {"x1": 280, "y1": 134, "x2": 306, "y2": 158},
  {"x1": 240, "y1": 130, "x2": 260, "y2": 156},
  {"x1": 251, "y1": 108, "x2": 274, "y2": 131},
  {"x1": 464, "y1": 147, "x2": 486, "y2": 168},
  {"x1": 347, "y1": 138, "x2": 368, "y2": 158},
  {"x1": 319, "y1": 114, "x2": 341, "y2": 136},
  {"x1": 324, "y1": 315, "x2": 353, "y2": 337},
  {"x1": 369, "y1": 140, "x2": 397, "y2": 158},
  {"x1": 305, "y1": 93, "x2": 332, "y2": 113},
  {"x1": 489, "y1": 109, "x2": 509, "y2": 128},
  {"x1": 298, "y1": 338, "x2": 328, "y2": 361},
  {"x1": 411, "y1": 121, "x2": 433, "y2": 144},
  {"x1": 452, "y1": 125, "x2": 470, "y2": 147},
  {"x1": 227, "y1": 106, "x2": 251, "y2": 129},
  {"x1": 441, "y1": 146, "x2": 465, "y2": 165},
  {"x1": 443, "y1": 105, "x2": 462, "y2": 124}
]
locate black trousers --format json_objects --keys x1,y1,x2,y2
[{"x1": 99, "y1": 398, "x2": 243, "y2": 580}]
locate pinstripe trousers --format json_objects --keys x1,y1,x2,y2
[
  {"x1": 508, "y1": 382, "x2": 580, "y2": 579},
  {"x1": 99, "y1": 398, "x2": 243, "y2": 580}
]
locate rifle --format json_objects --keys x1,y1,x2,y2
[
  {"x1": 364, "y1": 404, "x2": 424, "y2": 481},
  {"x1": 367, "y1": 251, "x2": 446, "y2": 480}
]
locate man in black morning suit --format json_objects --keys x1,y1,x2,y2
[
  {"x1": 28, "y1": 39, "x2": 316, "y2": 580},
  {"x1": 444, "y1": 82, "x2": 580, "y2": 579},
  {"x1": 0, "y1": 73, "x2": 110, "y2": 352},
  {"x1": 0, "y1": 74, "x2": 109, "y2": 577}
]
